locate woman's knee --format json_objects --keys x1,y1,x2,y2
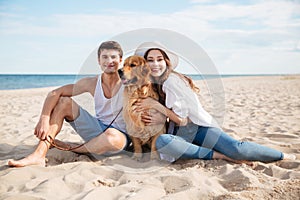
[{"x1": 156, "y1": 134, "x2": 174, "y2": 149}]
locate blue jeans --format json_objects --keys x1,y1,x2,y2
[{"x1": 156, "y1": 124, "x2": 283, "y2": 162}]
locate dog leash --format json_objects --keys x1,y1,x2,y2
[{"x1": 43, "y1": 108, "x2": 123, "y2": 151}]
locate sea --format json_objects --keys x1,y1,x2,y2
[{"x1": 0, "y1": 74, "x2": 278, "y2": 90}]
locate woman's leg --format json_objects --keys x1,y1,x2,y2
[
  {"x1": 156, "y1": 134, "x2": 251, "y2": 164},
  {"x1": 156, "y1": 134, "x2": 213, "y2": 160},
  {"x1": 193, "y1": 126, "x2": 284, "y2": 162}
]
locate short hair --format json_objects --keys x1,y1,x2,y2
[{"x1": 97, "y1": 41, "x2": 123, "y2": 59}]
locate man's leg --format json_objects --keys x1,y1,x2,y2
[
  {"x1": 8, "y1": 97, "x2": 79, "y2": 167},
  {"x1": 59, "y1": 128, "x2": 127, "y2": 155},
  {"x1": 54, "y1": 103, "x2": 128, "y2": 155}
]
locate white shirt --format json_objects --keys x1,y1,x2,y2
[
  {"x1": 94, "y1": 74, "x2": 126, "y2": 132},
  {"x1": 162, "y1": 73, "x2": 219, "y2": 128}
]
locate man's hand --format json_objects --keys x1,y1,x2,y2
[{"x1": 34, "y1": 116, "x2": 50, "y2": 140}]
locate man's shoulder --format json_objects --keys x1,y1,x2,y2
[
  {"x1": 76, "y1": 75, "x2": 99, "y2": 93},
  {"x1": 86, "y1": 74, "x2": 99, "y2": 80},
  {"x1": 79, "y1": 75, "x2": 98, "y2": 84}
]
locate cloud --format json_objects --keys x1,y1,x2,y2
[
  {"x1": 0, "y1": 0, "x2": 299, "y2": 74},
  {"x1": 1, "y1": 1, "x2": 299, "y2": 39}
]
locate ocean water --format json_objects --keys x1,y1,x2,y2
[
  {"x1": 0, "y1": 74, "x2": 275, "y2": 90},
  {"x1": 0, "y1": 74, "x2": 92, "y2": 90}
]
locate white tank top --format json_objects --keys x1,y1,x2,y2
[{"x1": 94, "y1": 74, "x2": 126, "y2": 133}]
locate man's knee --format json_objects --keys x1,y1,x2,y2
[
  {"x1": 57, "y1": 97, "x2": 72, "y2": 109},
  {"x1": 104, "y1": 129, "x2": 126, "y2": 150},
  {"x1": 55, "y1": 97, "x2": 79, "y2": 120}
]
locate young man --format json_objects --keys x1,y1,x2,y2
[{"x1": 8, "y1": 41, "x2": 129, "y2": 167}]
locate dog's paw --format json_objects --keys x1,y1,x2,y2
[
  {"x1": 150, "y1": 152, "x2": 160, "y2": 160},
  {"x1": 132, "y1": 153, "x2": 143, "y2": 161}
]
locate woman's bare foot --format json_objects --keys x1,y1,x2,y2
[
  {"x1": 8, "y1": 153, "x2": 46, "y2": 167},
  {"x1": 213, "y1": 151, "x2": 254, "y2": 166},
  {"x1": 283, "y1": 153, "x2": 296, "y2": 160}
]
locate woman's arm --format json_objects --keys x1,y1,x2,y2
[{"x1": 136, "y1": 97, "x2": 188, "y2": 126}]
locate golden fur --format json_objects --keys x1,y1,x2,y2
[{"x1": 118, "y1": 55, "x2": 165, "y2": 160}]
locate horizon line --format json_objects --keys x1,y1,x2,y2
[{"x1": 1, "y1": 73, "x2": 299, "y2": 76}]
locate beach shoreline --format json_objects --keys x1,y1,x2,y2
[{"x1": 0, "y1": 75, "x2": 299, "y2": 199}]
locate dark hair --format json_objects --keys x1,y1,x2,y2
[
  {"x1": 144, "y1": 48, "x2": 172, "y2": 105},
  {"x1": 144, "y1": 48, "x2": 200, "y2": 96},
  {"x1": 97, "y1": 41, "x2": 123, "y2": 59}
]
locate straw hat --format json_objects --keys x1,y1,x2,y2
[{"x1": 134, "y1": 41, "x2": 179, "y2": 68}]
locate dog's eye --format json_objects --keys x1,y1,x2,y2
[{"x1": 130, "y1": 63, "x2": 137, "y2": 68}]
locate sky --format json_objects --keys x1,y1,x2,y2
[{"x1": 0, "y1": 0, "x2": 299, "y2": 74}]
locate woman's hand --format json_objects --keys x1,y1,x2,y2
[
  {"x1": 134, "y1": 97, "x2": 161, "y2": 112},
  {"x1": 141, "y1": 110, "x2": 167, "y2": 126},
  {"x1": 134, "y1": 97, "x2": 166, "y2": 125},
  {"x1": 134, "y1": 97, "x2": 188, "y2": 126}
]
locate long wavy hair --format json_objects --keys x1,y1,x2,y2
[{"x1": 144, "y1": 48, "x2": 200, "y2": 105}]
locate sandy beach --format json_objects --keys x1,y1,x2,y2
[{"x1": 0, "y1": 75, "x2": 299, "y2": 200}]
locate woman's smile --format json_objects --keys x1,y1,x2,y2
[{"x1": 146, "y1": 50, "x2": 167, "y2": 77}]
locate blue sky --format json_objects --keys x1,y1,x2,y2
[{"x1": 0, "y1": 0, "x2": 299, "y2": 74}]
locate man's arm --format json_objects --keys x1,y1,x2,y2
[{"x1": 34, "y1": 76, "x2": 97, "y2": 139}]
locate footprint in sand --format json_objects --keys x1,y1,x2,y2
[
  {"x1": 161, "y1": 176, "x2": 192, "y2": 194},
  {"x1": 253, "y1": 163, "x2": 297, "y2": 180},
  {"x1": 219, "y1": 169, "x2": 259, "y2": 192},
  {"x1": 277, "y1": 161, "x2": 300, "y2": 170},
  {"x1": 264, "y1": 133, "x2": 298, "y2": 139}
]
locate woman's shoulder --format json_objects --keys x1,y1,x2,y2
[
  {"x1": 164, "y1": 73, "x2": 179, "y2": 87},
  {"x1": 165, "y1": 72, "x2": 181, "y2": 83},
  {"x1": 165, "y1": 72, "x2": 189, "y2": 85},
  {"x1": 163, "y1": 72, "x2": 188, "y2": 92}
]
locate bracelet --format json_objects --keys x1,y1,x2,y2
[{"x1": 166, "y1": 117, "x2": 170, "y2": 123}]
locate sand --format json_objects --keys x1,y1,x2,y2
[{"x1": 0, "y1": 75, "x2": 299, "y2": 200}]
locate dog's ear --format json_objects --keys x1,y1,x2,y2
[{"x1": 141, "y1": 59, "x2": 150, "y2": 76}]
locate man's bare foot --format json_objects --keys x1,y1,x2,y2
[
  {"x1": 8, "y1": 153, "x2": 46, "y2": 167},
  {"x1": 283, "y1": 153, "x2": 296, "y2": 160}
]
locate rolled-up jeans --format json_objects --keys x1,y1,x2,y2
[{"x1": 156, "y1": 124, "x2": 283, "y2": 162}]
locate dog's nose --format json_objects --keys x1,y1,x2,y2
[{"x1": 118, "y1": 69, "x2": 123, "y2": 77}]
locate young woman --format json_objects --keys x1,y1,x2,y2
[{"x1": 134, "y1": 41, "x2": 296, "y2": 163}]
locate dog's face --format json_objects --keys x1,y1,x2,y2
[{"x1": 118, "y1": 55, "x2": 151, "y2": 86}]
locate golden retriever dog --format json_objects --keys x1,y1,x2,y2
[{"x1": 118, "y1": 55, "x2": 165, "y2": 160}]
